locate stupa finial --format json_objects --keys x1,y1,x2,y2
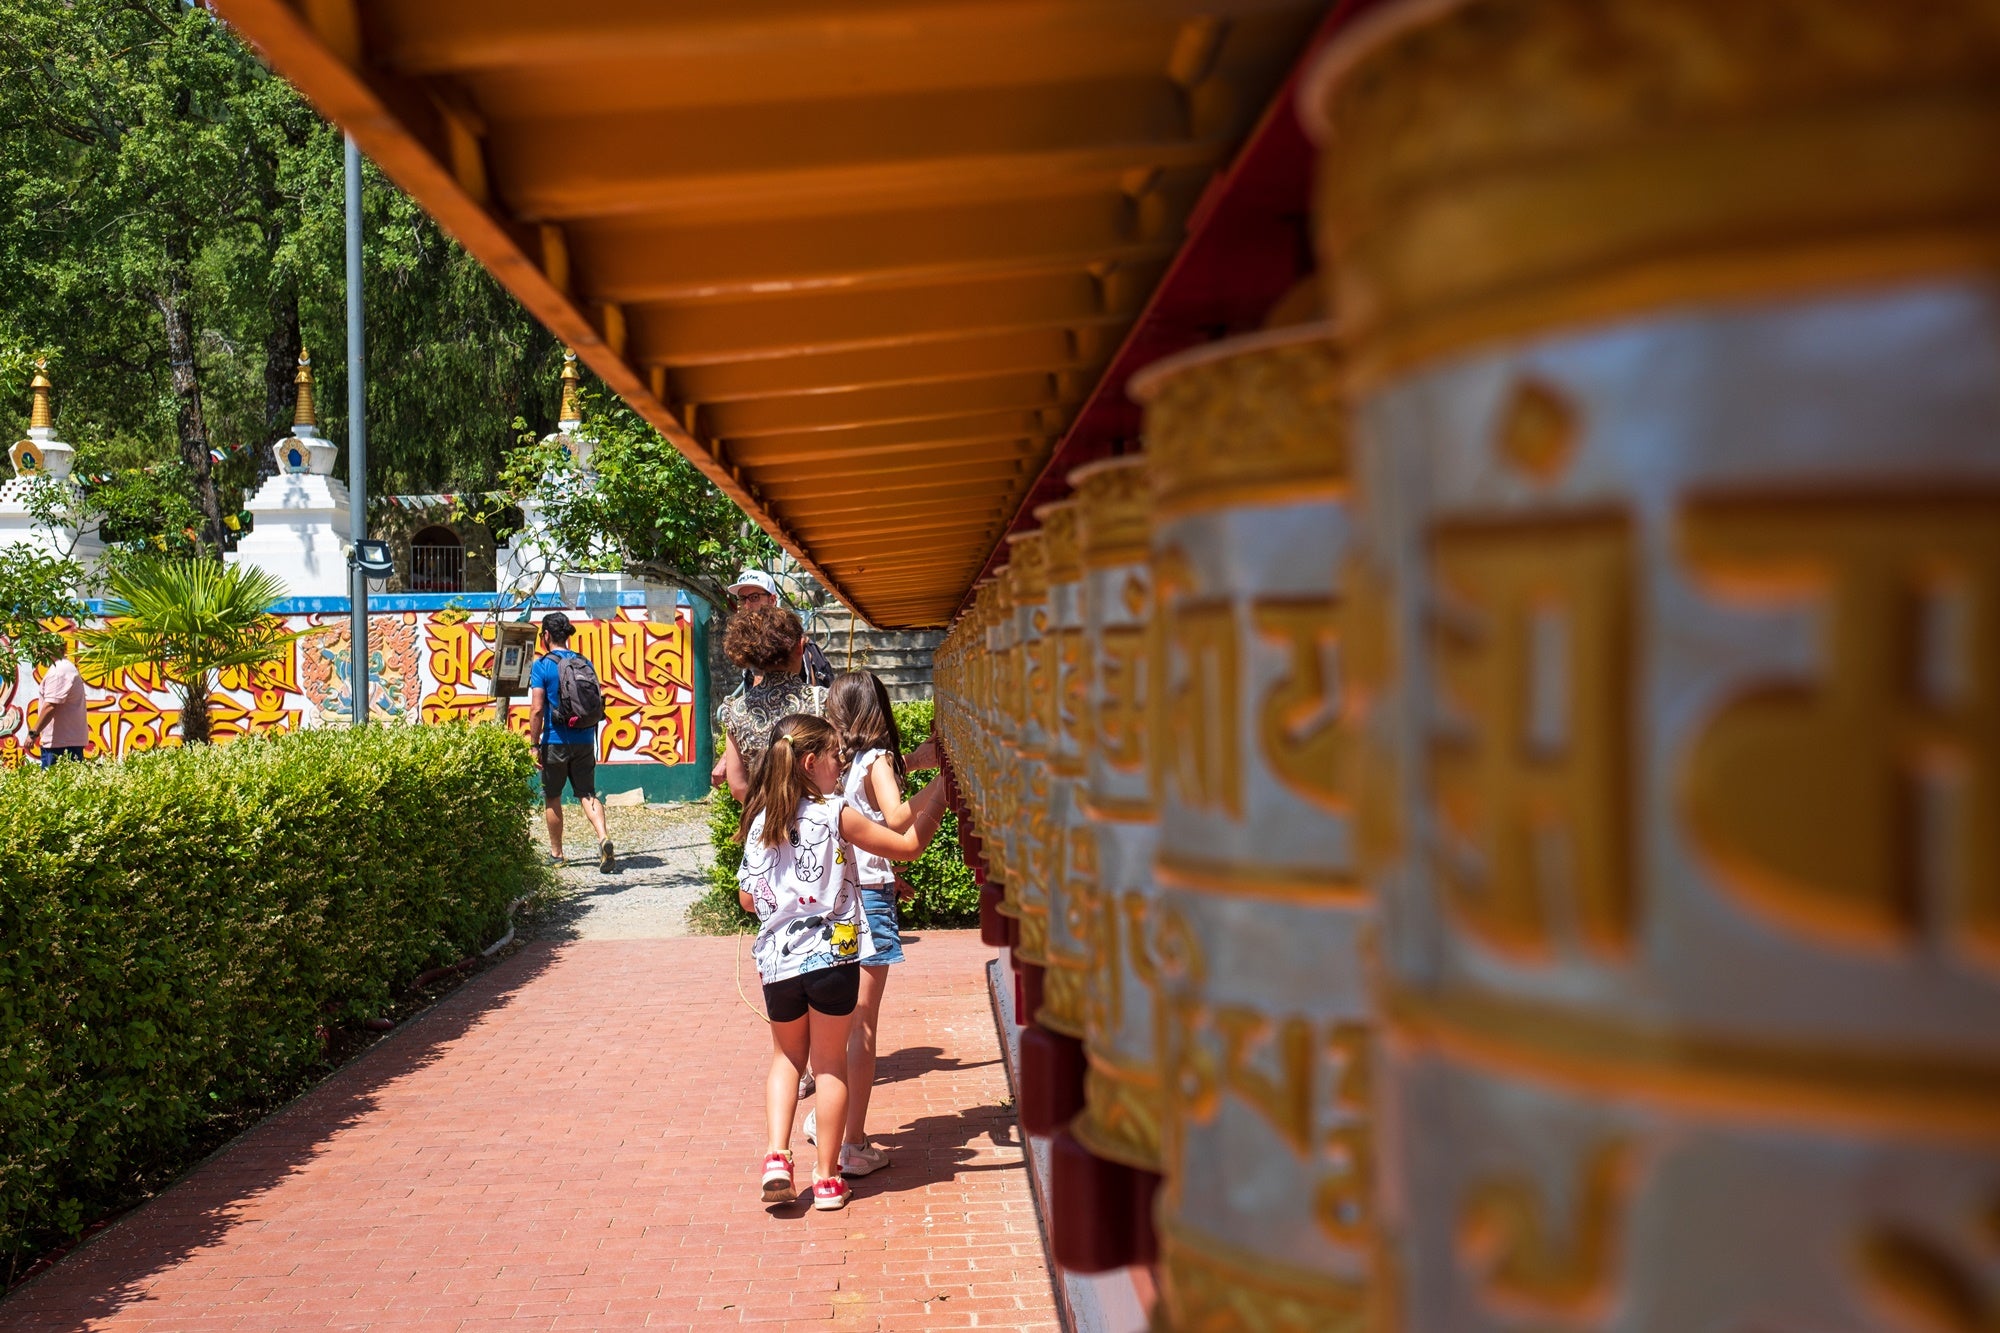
[
  {"x1": 293, "y1": 348, "x2": 317, "y2": 430},
  {"x1": 558, "y1": 349, "x2": 582, "y2": 427},
  {"x1": 27, "y1": 359, "x2": 52, "y2": 432}
]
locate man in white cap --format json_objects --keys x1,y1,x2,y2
[{"x1": 726, "y1": 569, "x2": 832, "y2": 690}]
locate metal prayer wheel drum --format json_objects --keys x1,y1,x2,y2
[
  {"x1": 1006, "y1": 531, "x2": 1054, "y2": 968},
  {"x1": 1035, "y1": 501, "x2": 1093, "y2": 1038},
  {"x1": 988, "y1": 568, "x2": 1019, "y2": 912},
  {"x1": 1071, "y1": 456, "x2": 1168, "y2": 1176},
  {"x1": 1133, "y1": 326, "x2": 1366, "y2": 1329},
  {"x1": 1309, "y1": 2, "x2": 2000, "y2": 1327}
]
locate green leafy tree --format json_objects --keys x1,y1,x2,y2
[
  {"x1": 494, "y1": 390, "x2": 774, "y2": 609},
  {"x1": 0, "y1": 0, "x2": 269, "y2": 552},
  {"x1": 75, "y1": 559, "x2": 311, "y2": 744},
  {"x1": 0, "y1": 546, "x2": 85, "y2": 668}
]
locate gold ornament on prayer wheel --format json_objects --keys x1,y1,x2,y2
[
  {"x1": 1133, "y1": 325, "x2": 1365, "y2": 1332},
  {"x1": 1070, "y1": 456, "x2": 1168, "y2": 1174},
  {"x1": 1035, "y1": 502, "x2": 1092, "y2": 1036},
  {"x1": 1307, "y1": 2, "x2": 2000, "y2": 1326}
]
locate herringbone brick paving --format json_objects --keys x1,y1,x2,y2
[{"x1": 0, "y1": 933, "x2": 1056, "y2": 1331}]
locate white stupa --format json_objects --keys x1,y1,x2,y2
[
  {"x1": 229, "y1": 350, "x2": 352, "y2": 598},
  {"x1": 1, "y1": 360, "x2": 103, "y2": 574},
  {"x1": 498, "y1": 349, "x2": 595, "y2": 602}
]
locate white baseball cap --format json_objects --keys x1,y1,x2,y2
[{"x1": 728, "y1": 569, "x2": 779, "y2": 598}]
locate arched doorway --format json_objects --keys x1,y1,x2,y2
[{"x1": 409, "y1": 525, "x2": 465, "y2": 593}]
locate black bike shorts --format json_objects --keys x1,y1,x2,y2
[{"x1": 763, "y1": 964, "x2": 861, "y2": 1023}]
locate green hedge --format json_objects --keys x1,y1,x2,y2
[
  {"x1": 689, "y1": 698, "x2": 977, "y2": 934},
  {"x1": 0, "y1": 724, "x2": 548, "y2": 1277}
]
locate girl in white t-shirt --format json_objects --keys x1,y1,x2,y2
[
  {"x1": 736, "y1": 713, "x2": 944, "y2": 1211},
  {"x1": 803, "y1": 672, "x2": 950, "y2": 1177}
]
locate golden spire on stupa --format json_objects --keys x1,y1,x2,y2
[
  {"x1": 12, "y1": 357, "x2": 74, "y2": 479},
  {"x1": 27, "y1": 359, "x2": 52, "y2": 432},
  {"x1": 558, "y1": 348, "x2": 582, "y2": 426},
  {"x1": 292, "y1": 348, "x2": 318, "y2": 433}
]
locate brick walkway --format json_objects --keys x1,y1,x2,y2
[{"x1": 1, "y1": 933, "x2": 1057, "y2": 1331}]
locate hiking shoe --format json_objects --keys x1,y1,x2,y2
[
  {"x1": 598, "y1": 839, "x2": 615, "y2": 873},
  {"x1": 798, "y1": 1071, "x2": 815, "y2": 1100},
  {"x1": 840, "y1": 1142, "x2": 890, "y2": 1178},
  {"x1": 544, "y1": 851, "x2": 566, "y2": 867},
  {"x1": 812, "y1": 1176, "x2": 850, "y2": 1211},
  {"x1": 760, "y1": 1151, "x2": 795, "y2": 1203},
  {"x1": 803, "y1": 1109, "x2": 816, "y2": 1145}
]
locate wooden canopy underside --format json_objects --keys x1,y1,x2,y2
[{"x1": 210, "y1": 0, "x2": 1326, "y2": 626}]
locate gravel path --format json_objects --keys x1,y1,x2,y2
[{"x1": 527, "y1": 799, "x2": 716, "y2": 939}]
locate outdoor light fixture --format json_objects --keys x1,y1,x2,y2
[{"x1": 348, "y1": 539, "x2": 395, "y2": 580}]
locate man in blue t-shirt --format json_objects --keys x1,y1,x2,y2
[{"x1": 527, "y1": 612, "x2": 614, "y2": 872}]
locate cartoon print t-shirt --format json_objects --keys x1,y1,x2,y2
[
  {"x1": 840, "y1": 749, "x2": 898, "y2": 888},
  {"x1": 741, "y1": 794, "x2": 876, "y2": 985}
]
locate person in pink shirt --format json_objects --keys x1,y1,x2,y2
[{"x1": 35, "y1": 641, "x2": 87, "y2": 766}]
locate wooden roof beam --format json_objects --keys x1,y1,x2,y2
[
  {"x1": 374, "y1": 0, "x2": 1316, "y2": 76},
  {"x1": 568, "y1": 188, "x2": 1192, "y2": 304},
  {"x1": 725, "y1": 409, "x2": 1061, "y2": 467},
  {"x1": 695, "y1": 372, "x2": 1090, "y2": 440},
  {"x1": 491, "y1": 77, "x2": 1237, "y2": 225},
  {"x1": 629, "y1": 265, "x2": 1162, "y2": 365},
  {"x1": 666, "y1": 327, "x2": 1115, "y2": 403},
  {"x1": 757, "y1": 462, "x2": 1027, "y2": 501}
]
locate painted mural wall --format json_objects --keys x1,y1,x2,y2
[{"x1": 0, "y1": 598, "x2": 703, "y2": 788}]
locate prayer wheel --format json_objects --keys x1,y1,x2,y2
[
  {"x1": 1035, "y1": 501, "x2": 1093, "y2": 1042},
  {"x1": 1071, "y1": 456, "x2": 1166, "y2": 1176},
  {"x1": 1133, "y1": 325, "x2": 1362, "y2": 1329},
  {"x1": 1007, "y1": 532, "x2": 1053, "y2": 974},
  {"x1": 1057, "y1": 455, "x2": 1168, "y2": 1274},
  {"x1": 1308, "y1": 1, "x2": 2000, "y2": 1326},
  {"x1": 989, "y1": 567, "x2": 1019, "y2": 934}
]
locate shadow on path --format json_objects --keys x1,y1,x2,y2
[
  {"x1": 872, "y1": 1043, "x2": 1003, "y2": 1089},
  {"x1": 0, "y1": 944, "x2": 562, "y2": 1331},
  {"x1": 850, "y1": 1100, "x2": 1024, "y2": 1199}
]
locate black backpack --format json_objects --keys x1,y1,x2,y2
[{"x1": 551, "y1": 651, "x2": 605, "y2": 731}]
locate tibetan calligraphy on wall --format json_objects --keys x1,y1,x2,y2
[{"x1": 0, "y1": 603, "x2": 699, "y2": 770}]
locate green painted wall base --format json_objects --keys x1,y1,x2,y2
[{"x1": 535, "y1": 761, "x2": 711, "y2": 805}]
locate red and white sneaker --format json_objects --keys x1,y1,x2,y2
[
  {"x1": 760, "y1": 1151, "x2": 795, "y2": 1203},
  {"x1": 811, "y1": 1175, "x2": 851, "y2": 1211}
]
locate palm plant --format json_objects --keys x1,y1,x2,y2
[{"x1": 76, "y1": 559, "x2": 311, "y2": 744}]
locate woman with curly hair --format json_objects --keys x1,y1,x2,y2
[{"x1": 716, "y1": 600, "x2": 828, "y2": 802}]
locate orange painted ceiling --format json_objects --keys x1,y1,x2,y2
[{"x1": 212, "y1": 0, "x2": 1326, "y2": 626}]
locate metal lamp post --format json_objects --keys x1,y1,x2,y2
[{"x1": 345, "y1": 133, "x2": 369, "y2": 727}]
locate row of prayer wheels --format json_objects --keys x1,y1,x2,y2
[{"x1": 936, "y1": 1, "x2": 2000, "y2": 1327}]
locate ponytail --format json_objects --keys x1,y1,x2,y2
[
  {"x1": 737, "y1": 713, "x2": 840, "y2": 848},
  {"x1": 825, "y1": 671, "x2": 905, "y2": 784}
]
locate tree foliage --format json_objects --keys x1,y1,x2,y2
[
  {"x1": 495, "y1": 390, "x2": 776, "y2": 609},
  {"x1": 0, "y1": 546, "x2": 85, "y2": 668},
  {"x1": 0, "y1": 0, "x2": 568, "y2": 521},
  {"x1": 75, "y1": 558, "x2": 310, "y2": 743}
]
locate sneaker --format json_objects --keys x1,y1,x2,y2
[
  {"x1": 803, "y1": 1109, "x2": 816, "y2": 1145},
  {"x1": 839, "y1": 1142, "x2": 890, "y2": 1178},
  {"x1": 812, "y1": 1176, "x2": 850, "y2": 1211},
  {"x1": 545, "y1": 851, "x2": 566, "y2": 867},
  {"x1": 598, "y1": 839, "x2": 615, "y2": 873},
  {"x1": 760, "y1": 1151, "x2": 795, "y2": 1203},
  {"x1": 798, "y1": 1071, "x2": 815, "y2": 1100}
]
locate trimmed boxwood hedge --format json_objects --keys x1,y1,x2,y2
[
  {"x1": 690, "y1": 698, "x2": 977, "y2": 934},
  {"x1": 0, "y1": 723, "x2": 546, "y2": 1277}
]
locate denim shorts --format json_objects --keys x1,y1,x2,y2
[{"x1": 862, "y1": 884, "x2": 903, "y2": 965}]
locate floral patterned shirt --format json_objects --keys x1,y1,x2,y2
[{"x1": 718, "y1": 672, "x2": 827, "y2": 765}]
